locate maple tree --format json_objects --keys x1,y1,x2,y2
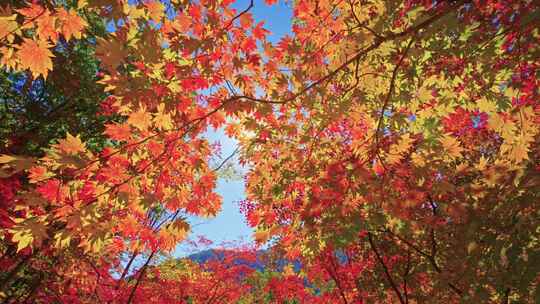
[
  {"x1": 0, "y1": 0, "x2": 539, "y2": 303},
  {"x1": 239, "y1": 0, "x2": 540, "y2": 303}
]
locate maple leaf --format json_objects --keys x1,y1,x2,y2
[
  {"x1": 505, "y1": 134, "x2": 532, "y2": 163},
  {"x1": 510, "y1": 147, "x2": 527, "y2": 164},
  {"x1": 104, "y1": 122, "x2": 132, "y2": 141},
  {"x1": 160, "y1": 219, "x2": 190, "y2": 251},
  {"x1": 10, "y1": 217, "x2": 48, "y2": 252},
  {"x1": 0, "y1": 14, "x2": 20, "y2": 43},
  {"x1": 145, "y1": 1, "x2": 165, "y2": 22},
  {"x1": 57, "y1": 8, "x2": 87, "y2": 41},
  {"x1": 36, "y1": 179, "x2": 62, "y2": 202},
  {"x1": 416, "y1": 85, "x2": 433, "y2": 102},
  {"x1": 372, "y1": 160, "x2": 385, "y2": 176},
  {"x1": 17, "y1": 38, "x2": 54, "y2": 78},
  {"x1": 476, "y1": 97, "x2": 497, "y2": 114},
  {"x1": 95, "y1": 36, "x2": 127, "y2": 70},
  {"x1": 239, "y1": 12, "x2": 253, "y2": 29},
  {"x1": 440, "y1": 134, "x2": 463, "y2": 159},
  {"x1": 54, "y1": 230, "x2": 72, "y2": 249},
  {"x1": 0, "y1": 47, "x2": 17, "y2": 71},
  {"x1": 128, "y1": 107, "x2": 153, "y2": 131},
  {"x1": 387, "y1": 134, "x2": 414, "y2": 165},
  {"x1": 28, "y1": 166, "x2": 53, "y2": 183},
  {"x1": 55, "y1": 133, "x2": 86, "y2": 155},
  {"x1": 35, "y1": 10, "x2": 58, "y2": 42},
  {"x1": 16, "y1": 3, "x2": 45, "y2": 19},
  {"x1": 0, "y1": 155, "x2": 36, "y2": 177},
  {"x1": 188, "y1": 4, "x2": 201, "y2": 21},
  {"x1": 253, "y1": 21, "x2": 270, "y2": 40},
  {"x1": 174, "y1": 13, "x2": 192, "y2": 32},
  {"x1": 154, "y1": 103, "x2": 174, "y2": 131},
  {"x1": 254, "y1": 229, "x2": 271, "y2": 244}
]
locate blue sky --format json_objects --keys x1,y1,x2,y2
[{"x1": 174, "y1": 1, "x2": 293, "y2": 256}]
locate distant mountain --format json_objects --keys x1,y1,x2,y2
[
  {"x1": 187, "y1": 249, "x2": 265, "y2": 271},
  {"x1": 186, "y1": 249, "x2": 222, "y2": 264},
  {"x1": 186, "y1": 249, "x2": 301, "y2": 273}
]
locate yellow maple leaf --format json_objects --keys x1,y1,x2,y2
[
  {"x1": 17, "y1": 38, "x2": 54, "y2": 78},
  {"x1": 503, "y1": 87, "x2": 520, "y2": 100},
  {"x1": 0, "y1": 47, "x2": 18, "y2": 71},
  {"x1": 417, "y1": 85, "x2": 432, "y2": 103},
  {"x1": 54, "y1": 230, "x2": 72, "y2": 249},
  {"x1": 385, "y1": 152, "x2": 402, "y2": 166},
  {"x1": 10, "y1": 217, "x2": 48, "y2": 252},
  {"x1": 57, "y1": 8, "x2": 87, "y2": 41},
  {"x1": 0, "y1": 154, "x2": 17, "y2": 164},
  {"x1": 154, "y1": 103, "x2": 174, "y2": 131},
  {"x1": 504, "y1": 134, "x2": 532, "y2": 163},
  {"x1": 0, "y1": 14, "x2": 20, "y2": 43},
  {"x1": 488, "y1": 113, "x2": 517, "y2": 144},
  {"x1": 508, "y1": 144, "x2": 529, "y2": 164},
  {"x1": 128, "y1": 107, "x2": 153, "y2": 131},
  {"x1": 56, "y1": 133, "x2": 86, "y2": 155},
  {"x1": 283, "y1": 264, "x2": 296, "y2": 276},
  {"x1": 440, "y1": 134, "x2": 463, "y2": 159},
  {"x1": 476, "y1": 97, "x2": 497, "y2": 114},
  {"x1": 475, "y1": 156, "x2": 488, "y2": 171},
  {"x1": 410, "y1": 152, "x2": 425, "y2": 167},
  {"x1": 160, "y1": 218, "x2": 190, "y2": 251},
  {"x1": 387, "y1": 134, "x2": 414, "y2": 165}
]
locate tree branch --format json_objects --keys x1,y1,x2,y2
[
  {"x1": 212, "y1": 146, "x2": 239, "y2": 172},
  {"x1": 367, "y1": 232, "x2": 405, "y2": 304},
  {"x1": 126, "y1": 250, "x2": 156, "y2": 304},
  {"x1": 222, "y1": 0, "x2": 254, "y2": 31},
  {"x1": 373, "y1": 35, "x2": 415, "y2": 150}
]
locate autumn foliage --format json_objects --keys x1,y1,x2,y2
[{"x1": 0, "y1": 0, "x2": 539, "y2": 303}]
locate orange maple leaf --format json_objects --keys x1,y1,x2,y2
[
  {"x1": 28, "y1": 166, "x2": 52, "y2": 183},
  {"x1": 56, "y1": 133, "x2": 86, "y2": 155},
  {"x1": 145, "y1": 1, "x2": 165, "y2": 22},
  {"x1": 104, "y1": 123, "x2": 131, "y2": 141},
  {"x1": 239, "y1": 12, "x2": 253, "y2": 29},
  {"x1": 174, "y1": 13, "x2": 192, "y2": 32},
  {"x1": 35, "y1": 11, "x2": 58, "y2": 42},
  {"x1": 57, "y1": 8, "x2": 87, "y2": 41},
  {"x1": 16, "y1": 4, "x2": 45, "y2": 19},
  {"x1": 17, "y1": 39, "x2": 54, "y2": 78}
]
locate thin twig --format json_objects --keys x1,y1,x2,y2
[
  {"x1": 222, "y1": 0, "x2": 254, "y2": 31},
  {"x1": 212, "y1": 146, "x2": 240, "y2": 172}
]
